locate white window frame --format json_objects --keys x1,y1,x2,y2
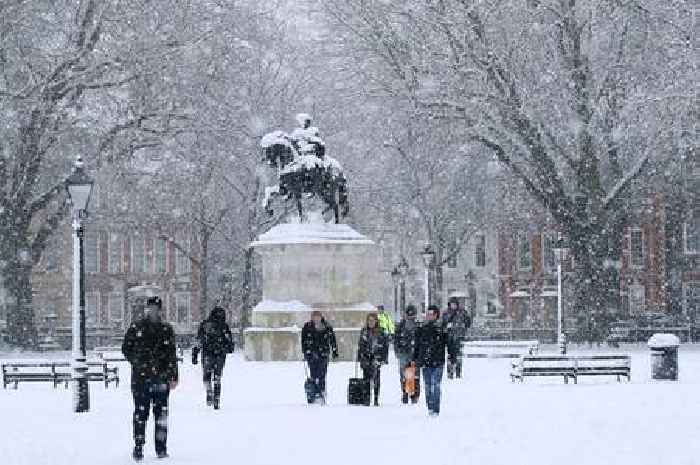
[
  {"x1": 131, "y1": 236, "x2": 146, "y2": 274},
  {"x1": 85, "y1": 230, "x2": 99, "y2": 273},
  {"x1": 155, "y1": 238, "x2": 168, "y2": 274},
  {"x1": 175, "y1": 238, "x2": 192, "y2": 274},
  {"x1": 541, "y1": 233, "x2": 556, "y2": 273},
  {"x1": 683, "y1": 282, "x2": 699, "y2": 317},
  {"x1": 175, "y1": 292, "x2": 191, "y2": 326},
  {"x1": 630, "y1": 228, "x2": 645, "y2": 269},
  {"x1": 108, "y1": 232, "x2": 122, "y2": 274},
  {"x1": 518, "y1": 233, "x2": 532, "y2": 271},
  {"x1": 474, "y1": 234, "x2": 486, "y2": 268},
  {"x1": 684, "y1": 216, "x2": 698, "y2": 255},
  {"x1": 108, "y1": 292, "x2": 124, "y2": 328},
  {"x1": 628, "y1": 284, "x2": 645, "y2": 315},
  {"x1": 86, "y1": 292, "x2": 101, "y2": 327}
]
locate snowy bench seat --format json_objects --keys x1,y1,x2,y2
[
  {"x1": 2, "y1": 361, "x2": 119, "y2": 389},
  {"x1": 510, "y1": 355, "x2": 631, "y2": 384},
  {"x1": 462, "y1": 340, "x2": 539, "y2": 358},
  {"x1": 93, "y1": 347, "x2": 184, "y2": 363}
]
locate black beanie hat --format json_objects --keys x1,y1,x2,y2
[{"x1": 146, "y1": 296, "x2": 162, "y2": 309}]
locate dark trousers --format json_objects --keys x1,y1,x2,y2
[
  {"x1": 422, "y1": 366, "x2": 444, "y2": 414},
  {"x1": 361, "y1": 364, "x2": 381, "y2": 402},
  {"x1": 307, "y1": 356, "x2": 328, "y2": 398},
  {"x1": 132, "y1": 378, "x2": 170, "y2": 453},
  {"x1": 203, "y1": 354, "x2": 226, "y2": 401}
]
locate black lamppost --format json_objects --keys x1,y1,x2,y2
[
  {"x1": 465, "y1": 270, "x2": 476, "y2": 321},
  {"x1": 65, "y1": 156, "x2": 94, "y2": 413},
  {"x1": 390, "y1": 266, "x2": 400, "y2": 319},
  {"x1": 421, "y1": 243, "x2": 435, "y2": 314},
  {"x1": 398, "y1": 255, "x2": 409, "y2": 315}
]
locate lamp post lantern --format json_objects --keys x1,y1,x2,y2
[
  {"x1": 65, "y1": 156, "x2": 94, "y2": 413},
  {"x1": 552, "y1": 234, "x2": 570, "y2": 355},
  {"x1": 421, "y1": 244, "x2": 435, "y2": 314}
]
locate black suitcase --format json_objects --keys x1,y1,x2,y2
[
  {"x1": 304, "y1": 377, "x2": 318, "y2": 404},
  {"x1": 348, "y1": 364, "x2": 370, "y2": 406}
]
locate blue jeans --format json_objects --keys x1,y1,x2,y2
[
  {"x1": 422, "y1": 366, "x2": 444, "y2": 414},
  {"x1": 132, "y1": 377, "x2": 170, "y2": 453},
  {"x1": 307, "y1": 356, "x2": 328, "y2": 398}
]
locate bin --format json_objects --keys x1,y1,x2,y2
[{"x1": 648, "y1": 333, "x2": 680, "y2": 381}]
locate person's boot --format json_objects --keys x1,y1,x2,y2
[
  {"x1": 402, "y1": 392, "x2": 409, "y2": 404},
  {"x1": 156, "y1": 450, "x2": 169, "y2": 459},
  {"x1": 213, "y1": 383, "x2": 221, "y2": 410},
  {"x1": 205, "y1": 382, "x2": 213, "y2": 406},
  {"x1": 132, "y1": 445, "x2": 143, "y2": 462},
  {"x1": 373, "y1": 387, "x2": 380, "y2": 406}
]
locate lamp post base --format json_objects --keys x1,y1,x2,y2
[
  {"x1": 72, "y1": 358, "x2": 90, "y2": 413},
  {"x1": 558, "y1": 334, "x2": 567, "y2": 355}
]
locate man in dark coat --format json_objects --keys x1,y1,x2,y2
[
  {"x1": 443, "y1": 297, "x2": 472, "y2": 379},
  {"x1": 394, "y1": 304, "x2": 420, "y2": 404},
  {"x1": 412, "y1": 305, "x2": 458, "y2": 417},
  {"x1": 122, "y1": 296, "x2": 178, "y2": 461},
  {"x1": 192, "y1": 306, "x2": 234, "y2": 409},
  {"x1": 301, "y1": 310, "x2": 338, "y2": 404}
]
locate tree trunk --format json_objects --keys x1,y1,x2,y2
[
  {"x1": 240, "y1": 247, "x2": 255, "y2": 331},
  {"x1": 198, "y1": 232, "x2": 210, "y2": 321},
  {"x1": 3, "y1": 246, "x2": 37, "y2": 348}
]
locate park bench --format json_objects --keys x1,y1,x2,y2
[
  {"x1": 462, "y1": 340, "x2": 539, "y2": 358},
  {"x1": 93, "y1": 346, "x2": 184, "y2": 363},
  {"x1": 2, "y1": 361, "x2": 119, "y2": 389},
  {"x1": 510, "y1": 354, "x2": 631, "y2": 384}
]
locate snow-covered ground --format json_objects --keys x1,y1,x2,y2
[{"x1": 2, "y1": 344, "x2": 699, "y2": 465}]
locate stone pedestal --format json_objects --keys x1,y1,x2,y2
[{"x1": 244, "y1": 223, "x2": 380, "y2": 361}]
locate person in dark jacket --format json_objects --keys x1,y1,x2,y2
[
  {"x1": 122, "y1": 296, "x2": 178, "y2": 461},
  {"x1": 192, "y1": 306, "x2": 234, "y2": 409},
  {"x1": 301, "y1": 310, "x2": 338, "y2": 404},
  {"x1": 357, "y1": 312, "x2": 389, "y2": 406},
  {"x1": 394, "y1": 304, "x2": 420, "y2": 404},
  {"x1": 443, "y1": 297, "x2": 472, "y2": 379},
  {"x1": 412, "y1": 305, "x2": 458, "y2": 417}
]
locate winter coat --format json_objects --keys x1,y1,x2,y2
[
  {"x1": 442, "y1": 308, "x2": 472, "y2": 343},
  {"x1": 194, "y1": 308, "x2": 235, "y2": 361},
  {"x1": 356, "y1": 327, "x2": 389, "y2": 369},
  {"x1": 301, "y1": 319, "x2": 338, "y2": 360},
  {"x1": 394, "y1": 319, "x2": 420, "y2": 356},
  {"x1": 122, "y1": 318, "x2": 179, "y2": 386},
  {"x1": 412, "y1": 320, "x2": 459, "y2": 368},
  {"x1": 377, "y1": 312, "x2": 395, "y2": 335}
]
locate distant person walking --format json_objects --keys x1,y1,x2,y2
[
  {"x1": 301, "y1": 310, "x2": 339, "y2": 404},
  {"x1": 377, "y1": 304, "x2": 395, "y2": 336},
  {"x1": 122, "y1": 296, "x2": 178, "y2": 461},
  {"x1": 192, "y1": 306, "x2": 235, "y2": 409},
  {"x1": 394, "y1": 304, "x2": 420, "y2": 404},
  {"x1": 413, "y1": 305, "x2": 459, "y2": 417},
  {"x1": 357, "y1": 312, "x2": 389, "y2": 406},
  {"x1": 443, "y1": 297, "x2": 471, "y2": 379}
]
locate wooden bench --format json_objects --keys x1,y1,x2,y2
[
  {"x1": 93, "y1": 347, "x2": 184, "y2": 363},
  {"x1": 510, "y1": 355, "x2": 631, "y2": 384},
  {"x1": 2, "y1": 361, "x2": 119, "y2": 389},
  {"x1": 463, "y1": 340, "x2": 539, "y2": 358}
]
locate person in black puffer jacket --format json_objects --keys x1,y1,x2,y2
[
  {"x1": 412, "y1": 305, "x2": 459, "y2": 417},
  {"x1": 357, "y1": 312, "x2": 389, "y2": 406},
  {"x1": 394, "y1": 304, "x2": 421, "y2": 404},
  {"x1": 122, "y1": 296, "x2": 178, "y2": 461},
  {"x1": 192, "y1": 306, "x2": 234, "y2": 409},
  {"x1": 301, "y1": 310, "x2": 338, "y2": 404}
]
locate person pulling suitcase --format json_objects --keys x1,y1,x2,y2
[{"x1": 301, "y1": 311, "x2": 338, "y2": 404}]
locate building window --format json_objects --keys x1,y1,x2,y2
[
  {"x1": 44, "y1": 242, "x2": 60, "y2": 273},
  {"x1": 629, "y1": 284, "x2": 645, "y2": 314},
  {"x1": 86, "y1": 292, "x2": 100, "y2": 327},
  {"x1": 630, "y1": 228, "x2": 645, "y2": 268},
  {"x1": 684, "y1": 212, "x2": 698, "y2": 254},
  {"x1": 518, "y1": 233, "x2": 532, "y2": 270},
  {"x1": 684, "y1": 283, "x2": 699, "y2": 320},
  {"x1": 109, "y1": 232, "x2": 122, "y2": 273},
  {"x1": 175, "y1": 292, "x2": 191, "y2": 325},
  {"x1": 155, "y1": 238, "x2": 167, "y2": 274},
  {"x1": 542, "y1": 233, "x2": 556, "y2": 273},
  {"x1": 132, "y1": 236, "x2": 146, "y2": 273},
  {"x1": 175, "y1": 238, "x2": 192, "y2": 274},
  {"x1": 109, "y1": 292, "x2": 124, "y2": 328},
  {"x1": 474, "y1": 234, "x2": 486, "y2": 268},
  {"x1": 85, "y1": 230, "x2": 98, "y2": 273}
]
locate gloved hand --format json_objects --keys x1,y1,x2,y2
[{"x1": 332, "y1": 351, "x2": 339, "y2": 361}]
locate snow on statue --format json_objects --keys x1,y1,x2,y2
[{"x1": 259, "y1": 113, "x2": 349, "y2": 223}]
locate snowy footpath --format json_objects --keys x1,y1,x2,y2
[{"x1": 1, "y1": 345, "x2": 699, "y2": 465}]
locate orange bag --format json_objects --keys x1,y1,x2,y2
[{"x1": 404, "y1": 362, "x2": 416, "y2": 396}]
